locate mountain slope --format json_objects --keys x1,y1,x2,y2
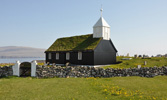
[{"x1": 0, "y1": 46, "x2": 45, "y2": 58}]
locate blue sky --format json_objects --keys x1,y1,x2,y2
[{"x1": 0, "y1": 0, "x2": 167, "y2": 56}]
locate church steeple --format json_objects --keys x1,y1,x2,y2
[{"x1": 93, "y1": 8, "x2": 110, "y2": 40}]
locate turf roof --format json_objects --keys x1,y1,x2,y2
[{"x1": 46, "y1": 34, "x2": 102, "y2": 51}]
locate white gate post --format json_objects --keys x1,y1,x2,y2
[
  {"x1": 31, "y1": 60, "x2": 37, "y2": 77},
  {"x1": 12, "y1": 61, "x2": 20, "y2": 76}
]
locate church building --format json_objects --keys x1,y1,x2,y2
[{"x1": 45, "y1": 9, "x2": 117, "y2": 65}]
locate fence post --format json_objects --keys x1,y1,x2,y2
[
  {"x1": 12, "y1": 61, "x2": 20, "y2": 76},
  {"x1": 31, "y1": 60, "x2": 37, "y2": 77}
]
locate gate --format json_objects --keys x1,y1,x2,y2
[
  {"x1": 13, "y1": 60, "x2": 37, "y2": 77},
  {"x1": 20, "y1": 62, "x2": 31, "y2": 77}
]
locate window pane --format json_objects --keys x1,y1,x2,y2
[
  {"x1": 48, "y1": 53, "x2": 51, "y2": 59},
  {"x1": 56, "y1": 53, "x2": 59, "y2": 60},
  {"x1": 66, "y1": 52, "x2": 70, "y2": 60},
  {"x1": 78, "y1": 52, "x2": 82, "y2": 60}
]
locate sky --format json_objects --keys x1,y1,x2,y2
[{"x1": 0, "y1": 0, "x2": 167, "y2": 56}]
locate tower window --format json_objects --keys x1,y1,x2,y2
[
  {"x1": 56, "y1": 53, "x2": 59, "y2": 60},
  {"x1": 66, "y1": 52, "x2": 70, "y2": 60},
  {"x1": 78, "y1": 52, "x2": 82, "y2": 60}
]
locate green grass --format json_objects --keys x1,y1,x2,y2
[
  {"x1": 0, "y1": 76, "x2": 167, "y2": 100},
  {"x1": 102, "y1": 57, "x2": 167, "y2": 69},
  {"x1": 46, "y1": 34, "x2": 101, "y2": 51},
  {"x1": 0, "y1": 63, "x2": 14, "y2": 67},
  {"x1": 0, "y1": 63, "x2": 43, "y2": 67}
]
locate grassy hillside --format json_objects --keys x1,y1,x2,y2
[
  {"x1": 102, "y1": 57, "x2": 167, "y2": 69},
  {"x1": 0, "y1": 76, "x2": 167, "y2": 100}
]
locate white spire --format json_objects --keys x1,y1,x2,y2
[
  {"x1": 93, "y1": 7, "x2": 111, "y2": 40},
  {"x1": 93, "y1": 7, "x2": 110, "y2": 27},
  {"x1": 93, "y1": 17, "x2": 110, "y2": 27}
]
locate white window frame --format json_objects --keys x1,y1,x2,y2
[
  {"x1": 66, "y1": 52, "x2": 70, "y2": 60},
  {"x1": 78, "y1": 52, "x2": 82, "y2": 60},
  {"x1": 48, "y1": 53, "x2": 51, "y2": 59},
  {"x1": 56, "y1": 53, "x2": 59, "y2": 60}
]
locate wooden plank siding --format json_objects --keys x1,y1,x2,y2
[{"x1": 45, "y1": 39, "x2": 117, "y2": 65}]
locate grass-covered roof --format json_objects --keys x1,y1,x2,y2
[{"x1": 46, "y1": 34, "x2": 102, "y2": 52}]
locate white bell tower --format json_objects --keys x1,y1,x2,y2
[{"x1": 93, "y1": 8, "x2": 110, "y2": 40}]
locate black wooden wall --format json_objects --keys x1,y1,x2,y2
[
  {"x1": 45, "y1": 39, "x2": 117, "y2": 65},
  {"x1": 94, "y1": 40, "x2": 117, "y2": 65},
  {"x1": 45, "y1": 52, "x2": 66, "y2": 64},
  {"x1": 69, "y1": 51, "x2": 94, "y2": 65},
  {"x1": 45, "y1": 51, "x2": 94, "y2": 65}
]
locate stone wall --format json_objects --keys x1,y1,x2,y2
[
  {"x1": 1, "y1": 65, "x2": 167, "y2": 78},
  {"x1": 36, "y1": 66, "x2": 167, "y2": 78},
  {"x1": 0, "y1": 66, "x2": 13, "y2": 77}
]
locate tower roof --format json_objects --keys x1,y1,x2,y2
[{"x1": 93, "y1": 17, "x2": 110, "y2": 27}]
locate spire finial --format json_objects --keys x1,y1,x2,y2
[{"x1": 100, "y1": 5, "x2": 103, "y2": 17}]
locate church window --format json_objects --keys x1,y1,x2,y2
[
  {"x1": 66, "y1": 52, "x2": 70, "y2": 60},
  {"x1": 78, "y1": 52, "x2": 82, "y2": 60},
  {"x1": 56, "y1": 53, "x2": 59, "y2": 60},
  {"x1": 48, "y1": 53, "x2": 51, "y2": 59}
]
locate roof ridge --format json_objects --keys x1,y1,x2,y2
[{"x1": 58, "y1": 34, "x2": 92, "y2": 39}]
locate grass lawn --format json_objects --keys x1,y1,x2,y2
[
  {"x1": 0, "y1": 76, "x2": 167, "y2": 100},
  {"x1": 102, "y1": 57, "x2": 167, "y2": 69}
]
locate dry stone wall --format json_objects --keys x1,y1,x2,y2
[
  {"x1": 36, "y1": 66, "x2": 167, "y2": 78},
  {"x1": 0, "y1": 66, "x2": 13, "y2": 77},
  {"x1": 1, "y1": 65, "x2": 167, "y2": 78}
]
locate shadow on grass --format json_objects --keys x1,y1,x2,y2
[{"x1": 114, "y1": 61, "x2": 122, "y2": 64}]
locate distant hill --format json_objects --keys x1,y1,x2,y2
[{"x1": 0, "y1": 46, "x2": 45, "y2": 58}]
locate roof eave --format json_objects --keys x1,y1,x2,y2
[{"x1": 45, "y1": 49, "x2": 94, "y2": 53}]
